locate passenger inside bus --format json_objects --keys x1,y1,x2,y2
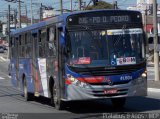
[
  {"x1": 69, "y1": 30, "x2": 109, "y2": 65},
  {"x1": 109, "y1": 34, "x2": 137, "y2": 60}
]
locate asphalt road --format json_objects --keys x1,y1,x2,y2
[{"x1": 0, "y1": 56, "x2": 160, "y2": 119}]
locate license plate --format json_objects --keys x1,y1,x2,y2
[{"x1": 104, "y1": 89, "x2": 117, "y2": 94}]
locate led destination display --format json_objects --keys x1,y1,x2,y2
[{"x1": 67, "y1": 11, "x2": 142, "y2": 26}]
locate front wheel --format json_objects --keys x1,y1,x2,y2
[
  {"x1": 111, "y1": 97, "x2": 126, "y2": 108},
  {"x1": 52, "y1": 83, "x2": 65, "y2": 110}
]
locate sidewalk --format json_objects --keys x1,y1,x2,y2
[
  {"x1": 148, "y1": 80, "x2": 160, "y2": 89},
  {"x1": 147, "y1": 60, "x2": 160, "y2": 89}
]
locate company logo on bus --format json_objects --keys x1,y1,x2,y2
[{"x1": 105, "y1": 78, "x2": 113, "y2": 86}]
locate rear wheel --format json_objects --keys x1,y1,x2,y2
[
  {"x1": 52, "y1": 83, "x2": 65, "y2": 110},
  {"x1": 23, "y1": 77, "x2": 33, "y2": 101},
  {"x1": 111, "y1": 97, "x2": 126, "y2": 108}
]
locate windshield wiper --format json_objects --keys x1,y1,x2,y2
[{"x1": 114, "y1": 24, "x2": 127, "y2": 47}]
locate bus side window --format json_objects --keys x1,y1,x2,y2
[
  {"x1": 39, "y1": 29, "x2": 46, "y2": 58},
  {"x1": 24, "y1": 33, "x2": 28, "y2": 58},
  {"x1": 10, "y1": 37, "x2": 13, "y2": 47},
  {"x1": 12, "y1": 38, "x2": 16, "y2": 58},
  {"x1": 26, "y1": 32, "x2": 31, "y2": 58},
  {"x1": 10, "y1": 37, "x2": 15, "y2": 59},
  {"x1": 19, "y1": 35, "x2": 22, "y2": 58},
  {"x1": 47, "y1": 27, "x2": 56, "y2": 57},
  {"x1": 21, "y1": 34, "x2": 25, "y2": 58}
]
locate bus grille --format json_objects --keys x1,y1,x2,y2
[
  {"x1": 68, "y1": 62, "x2": 146, "y2": 76},
  {"x1": 89, "y1": 80, "x2": 130, "y2": 85},
  {"x1": 78, "y1": 68, "x2": 139, "y2": 76}
]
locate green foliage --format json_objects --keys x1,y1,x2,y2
[{"x1": 85, "y1": 1, "x2": 114, "y2": 10}]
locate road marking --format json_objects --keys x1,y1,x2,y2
[
  {"x1": 0, "y1": 77, "x2": 5, "y2": 80},
  {"x1": 147, "y1": 68, "x2": 154, "y2": 72},
  {"x1": 147, "y1": 72, "x2": 154, "y2": 75},
  {"x1": 148, "y1": 88, "x2": 160, "y2": 93},
  {"x1": 0, "y1": 56, "x2": 6, "y2": 61}
]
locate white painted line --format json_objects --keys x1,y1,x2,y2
[
  {"x1": 0, "y1": 56, "x2": 6, "y2": 61},
  {"x1": 148, "y1": 88, "x2": 160, "y2": 93},
  {"x1": 0, "y1": 77, "x2": 5, "y2": 80}
]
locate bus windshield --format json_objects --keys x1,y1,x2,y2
[{"x1": 67, "y1": 28, "x2": 145, "y2": 67}]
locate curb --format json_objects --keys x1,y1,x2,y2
[{"x1": 148, "y1": 88, "x2": 160, "y2": 93}]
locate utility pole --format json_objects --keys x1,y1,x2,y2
[
  {"x1": 7, "y1": 5, "x2": 10, "y2": 59},
  {"x1": 25, "y1": 3, "x2": 28, "y2": 26},
  {"x1": 18, "y1": 0, "x2": 21, "y2": 28},
  {"x1": 70, "y1": 0, "x2": 72, "y2": 12},
  {"x1": 113, "y1": 1, "x2": 118, "y2": 9},
  {"x1": 30, "y1": 0, "x2": 33, "y2": 24},
  {"x1": 145, "y1": 9, "x2": 149, "y2": 54},
  {"x1": 93, "y1": 0, "x2": 98, "y2": 6},
  {"x1": 14, "y1": 9, "x2": 17, "y2": 29},
  {"x1": 60, "y1": 0, "x2": 63, "y2": 14},
  {"x1": 153, "y1": 0, "x2": 160, "y2": 81},
  {"x1": 40, "y1": 3, "x2": 43, "y2": 21},
  {"x1": 78, "y1": 0, "x2": 82, "y2": 10}
]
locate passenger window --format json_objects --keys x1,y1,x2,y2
[
  {"x1": 47, "y1": 27, "x2": 56, "y2": 57},
  {"x1": 39, "y1": 29, "x2": 46, "y2": 58}
]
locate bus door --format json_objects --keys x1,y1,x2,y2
[
  {"x1": 57, "y1": 27, "x2": 65, "y2": 99},
  {"x1": 31, "y1": 32, "x2": 39, "y2": 96},
  {"x1": 15, "y1": 36, "x2": 20, "y2": 88}
]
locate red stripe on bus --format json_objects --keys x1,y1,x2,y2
[
  {"x1": 65, "y1": 79, "x2": 71, "y2": 85},
  {"x1": 77, "y1": 76, "x2": 104, "y2": 83}
]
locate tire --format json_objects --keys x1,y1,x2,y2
[
  {"x1": 111, "y1": 97, "x2": 126, "y2": 108},
  {"x1": 23, "y1": 77, "x2": 33, "y2": 101},
  {"x1": 52, "y1": 82, "x2": 65, "y2": 110}
]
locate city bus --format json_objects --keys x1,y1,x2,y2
[{"x1": 10, "y1": 10, "x2": 147, "y2": 110}]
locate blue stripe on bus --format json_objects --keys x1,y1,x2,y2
[{"x1": 65, "y1": 65, "x2": 145, "y2": 83}]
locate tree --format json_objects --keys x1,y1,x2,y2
[{"x1": 85, "y1": 1, "x2": 114, "y2": 10}]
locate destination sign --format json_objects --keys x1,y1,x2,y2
[
  {"x1": 67, "y1": 11, "x2": 142, "y2": 26},
  {"x1": 78, "y1": 16, "x2": 130, "y2": 24}
]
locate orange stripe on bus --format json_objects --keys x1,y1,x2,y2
[{"x1": 36, "y1": 70, "x2": 39, "y2": 91}]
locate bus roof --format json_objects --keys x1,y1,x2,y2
[{"x1": 11, "y1": 9, "x2": 141, "y2": 36}]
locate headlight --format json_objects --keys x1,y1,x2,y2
[
  {"x1": 131, "y1": 71, "x2": 147, "y2": 85},
  {"x1": 66, "y1": 75, "x2": 89, "y2": 88},
  {"x1": 141, "y1": 73, "x2": 147, "y2": 78}
]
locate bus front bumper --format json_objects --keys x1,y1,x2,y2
[{"x1": 65, "y1": 78, "x2": 147, "y2": 101}]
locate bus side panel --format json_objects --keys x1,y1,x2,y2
[{"x1": 18, "y1": 58, "x2": 34, "y2": 93}]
